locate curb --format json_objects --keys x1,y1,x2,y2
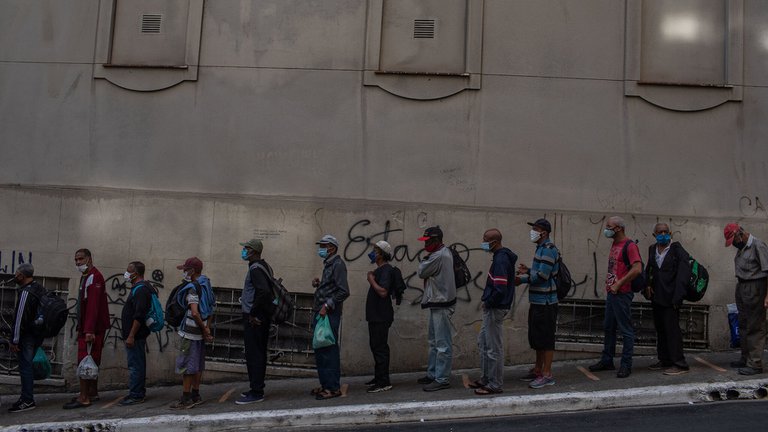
[{"x1": 6, "y1": 379, "x2": 768, "y2": 432}]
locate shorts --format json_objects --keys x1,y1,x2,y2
[
  {"x1": 77, "y1": 333, "x2": 106, "y2": 366},
  {"x1": 175, "y1": 338, "x2": 206, "y2": 375},
  {"x1": 528, "y1": 303, "x2": 558, "y2": 351}
]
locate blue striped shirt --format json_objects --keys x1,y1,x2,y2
[{"x1": 519, "y1": 239, "x2": 560, "y2": 305}]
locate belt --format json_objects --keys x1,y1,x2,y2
[{"x1": 737, "y1": 276, "x2": 767, "y2": 284}]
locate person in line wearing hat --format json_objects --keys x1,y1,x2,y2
[
  {"x1": 723, "y1": 223, "x2": 768, "y2": 375},
  {"x1": 588, "y1": 216, "x2": 642, "y2": 379},
  {"x1": 516, "y1": 219, "x2": 560, "y2": 389},
  {"x1": 416, "y1": 226, "x2": 457, "y2": 392},
  {"x1": 310, "y1": 235, "x2": 350, "y2": 400},
  {"x1": 170, "y1": 257, "x2": 214, "y2": 409},
  {"x1": 469, "y1": 229, "x2": 517, "y2": 395},
  {"x1": 236, "y1": 239, "x2": 274, "y2": 404},
  {"x1": 364, "y1": 240, "x2": 396, "y2": 393}
]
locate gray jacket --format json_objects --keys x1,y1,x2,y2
[
  {"x1": 314, "y1": 254, "x2": 350, "y2": 313},
  {"x1": 417, "y1": 246, "x2": 457, "y2": 309}
]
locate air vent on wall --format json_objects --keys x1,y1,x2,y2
[
  {"x1": 413, "y1": 19, "x2": 436, "y2": 39},
  {"x1": 141, "y1": 14, "x2": 162, "y2": 34}
]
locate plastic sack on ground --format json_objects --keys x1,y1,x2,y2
[
  {"x1": 312, "y1": 315, "x2": 336, "y2": 350},
  {"x1": 32, "y1": 347, "x2": 51, "y2": 380},
  {"x1": 727, "y1": 303, "x2": 740, "y2": 348}
]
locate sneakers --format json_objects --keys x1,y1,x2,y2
[
  {"x1": 416, "y1": 376, "x2": 434, "y2": 385},
  {"x1": 8, "y1": 400, "x2": 35, "y2": 413},
  {"x1": 118, "y1": 396, "x2": 145, "y2": 406},
  {"x1": 422, "y1": 381, "x2": 450, "y2": 392},
  {"x1": 588, "y1": 362, "x2": 615, "y2": 372},
  {"x1": 191, "y1": 393, "x2": 204, "y2": 407},
  {"x1": 529, "y1": 375, "x2": 556, "y2": 389},
  {"x1": 519, "y1": 370, "x2": 539, "y2": 382},
  {"x1": 616, "y1": 366, "x2": 632, "y2": 378},
  {"x1": 169, "y1": 396, "x2": 195, "y2": 410},
  {"x1": 648, "y1": 361, "x2": 672, "y2": 371},
  {"x1": 663, "y1": 366, "x2": 690, "y2": 376},
  {"x1": 730, "y1": 359, "x2": 747, "y2": 368},
  {"x1": 364, "y1": 378, "x2": 377, "y2": 387},
  {"x1": 738, "y1": 367, "x2": 763, "y2": 376},
  {"x1": 367, "y1": 384, "x2": 393, "y2": 393},
  {"x1": 235, "y1": 392, "x2": 265, "y2": 405}
]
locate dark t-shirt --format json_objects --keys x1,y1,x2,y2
[
  {"x1": 366, "y1": 264, "x2": 395, "y2": 323},
  {"x1": 121, "y1": 281, "x2": 152, "y2": 340}
]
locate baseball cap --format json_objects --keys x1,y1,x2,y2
[
  {"x1": 375, "y1": 240, "x2": 393, "y2": 256},
  {"x1": 724, "y1": 223, "x2": 740, "y2": 247},
  {"x1": 176, "y1": 257, "x2": 203, "y2": 273},
  {"x1": 418, "y1": 226, "x2": 443, "y2": 241},
  {"x1": 527, "y1": 218, "x2": 552, "y2": 233},
  {"x1": 239, "y1": 239, "x2": 264, "y2": 253},
  {"x1": 315, "y1": 234, "x2": 339, "y2": 248}
]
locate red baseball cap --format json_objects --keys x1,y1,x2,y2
[
  {"x1": 176, "y1": 257, "x2": 203, "y2": 272},
  {"x1": 723, "y1": 223, "x2": 740, "y2": 247}
]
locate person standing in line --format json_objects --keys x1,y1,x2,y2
[
  {"x1": 365, "y1": 240, "x2": 396, "y2": 393},
  {"x1": 119, "y1": 261, "x2": 153, "y2": 406}
]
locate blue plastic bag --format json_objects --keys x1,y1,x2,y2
[
  {"x1": 32, "y1": 347, "x2": 51, "y2": 380},
  {"x1": 312, "y1": 315, "x2": 336, "y2": 350},
  {"x1": 728, "y1": 303, "x2": 740, "y2": 348}
]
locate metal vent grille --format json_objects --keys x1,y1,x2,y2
[
  {"x1": 413, "y1": 19, "x2": 436, "y2": 39},
  {"x1": 141, "y1": 14, "x2": 162, "y2": 34}
]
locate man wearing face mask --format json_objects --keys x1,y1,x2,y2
[
  {"x1": 8, "y1": 264, "x2": 45, "y2": 413},
  {"x1": 724, "y1": 223, "x2": 768, "y2": 375},
  {"x1": 515, "y1": 219, "x2": 559, "y2": 389},
  {"x1": 589, "y1": 216, "x2": 641, "y2": 379},
  {"x1": 119, "y1": 261, "x2": 152, "y2": 406},
  {"x1": 416, "y1": 226, "x2": 457, "y2": 392},
  {"x1": 310, "y1": 235, "x2": 350, "y2": 400},
  {"x1": 364, "y1": 240, "x2": 396, "y2": 393},
  {"x1": 65, "y1": 248, "x2": 109, "y2": 409},
  {"x1": 469, "y1": 229, "x2": 516, "y2": 395},
  {"x1": 236, "y1": 239, "x2": 272, "y2": 404},
  {"x1": 645, "y1": 223, "x2": 691, "y2": 376}
]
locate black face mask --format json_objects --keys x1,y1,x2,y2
[{"x1": 733, "y1": 240, "x2": 747, "y2": 250}]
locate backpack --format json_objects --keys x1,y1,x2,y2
[
  {"x1": 31, "y1": 287, "x2": 69, "y2": 338},
  {"x1": 542, "y1": 244, "x2": 573, "y2": 300},
  {"x1": 674, "y1": 244, "x2": 709, "y2": 302},
  {"x1": 253, "y1": 263, "x2": 295, "y2": 325},
  {"x1": 132, "y1": 282, "x2": 165, "y2": 332},
  {"x1": 621, "y1": 239, "x2": 646, "y2": 293},
  {"x1": 391, "y1": 266, "x2": 408, "y2": 305},
  {"x1": 164, "y1": 281, "x2": 201, "y2": 328},
  {"x1": 196, "y1": 275, "x2": 217, "y2": 321},
  {"x1": 449, "y1": 246, "x2": 473, "y2": 288}
]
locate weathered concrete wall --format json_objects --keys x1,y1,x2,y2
[{"x1": 1, "y1": 0, "x2": 768, "y2": 386}]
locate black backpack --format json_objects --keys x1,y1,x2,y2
[
  {"x1": 165, "y1": 281, "x2": 201, "y2": 328},
  {"x1": 449, "y1": 246, "x2": 473, "y2": 288},
  {"x1": 663, "y1": 243, "x2": 709, "y2": 303},
  {"x1": 391, "y1": 266, "x2": 408, "y2": 305},
  {"x1": 621, "y1": 240, "x2": 646, "y2": 293},
  {"x1": 32, "y1": 287, "x2": 69, "y2": 338},
  {"x1": 543, "y1": 244, "x2": 573, "y2": 300},
  {"x1": 253, "y1": 263, "x2": 295, "y2": 325}
]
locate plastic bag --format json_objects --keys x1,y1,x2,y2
[
  {"x1": 727, "y1": 303, "x2": 740, "y2": 348},
  {"x1": 312, "y1": 315, "x2": 336, "y2": 350},
  {"x1": 77, "y1": 344, "x2": 99, "y2": 380},
  {"x1": 32, "y1": 347, "x2": 51, "y2": 380}
]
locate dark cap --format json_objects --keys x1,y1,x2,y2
[
  {"x1": 176, "y1": 257, "x2": 203, "y2": 273},
  {"x1": 239, "y1": 239, "x2": 264, "y2": 253},
  {"x1": 418, "y1": 226, "x2": 443, "y2": 241},
  {"x1": 527, "y1": 218, "x2": 552, "y2": 233}
]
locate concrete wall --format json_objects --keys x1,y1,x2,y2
[{"x1": 1, "y1": 0, "x2": 767, "y2": 385}]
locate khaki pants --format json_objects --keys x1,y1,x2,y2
[{"x1": 735, "y1": 278, "x2": 767, "y2": 369}]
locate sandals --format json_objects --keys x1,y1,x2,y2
[
  {"x1": 63, "y1": 399, "x2": 92, "y2": 409},
  {"x1": 310, "y1": 387, "x2": 325, "y2": 396},
  {"x1": 315, "y1": 389, "x2": 342, "y2": 400},
  {"x1": 474, "y1": 386, "x2": 503, "y2": 395},
  {"x1": 467, "y1": 379, "x2": 487, "y2": 389}
]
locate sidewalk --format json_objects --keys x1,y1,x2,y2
[{"x1": 2, "y1": 351, "x2": 767, "y2": 432}]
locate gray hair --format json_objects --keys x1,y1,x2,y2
[
  {"x1": 16, "y1": 263, "x2": 34, "y2": 278},
  {"x1": 608, "y1": 216, "x2": 626, "y2": 229}
]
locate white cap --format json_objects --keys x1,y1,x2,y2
[
  {"x1": 315, "y1": 234, "x2": 339, "y2": 248},
  {"x1": 375, "y1": 240, "x2": 393, "y2": 256}
]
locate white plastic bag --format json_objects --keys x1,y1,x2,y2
[{"x1": 77, "y1": 343, "x2": 99, "y2": 380}]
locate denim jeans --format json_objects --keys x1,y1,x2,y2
[
  {"x1": 478, "y1": 308, "x2": 507, "y2": 390},
  {"x1": 600, "y1": 292, "x2": 635, "y2": 368},
  {"x1": 427, "y1": 307, "x2": 455, "y2": 384},
  {"x1": 126, "y1": 338, "x2": 147, "y2": 398},
  {"x1": 243, "y1": 313, "x2": 270, "y2": 395},
  {"x1": 314, "y1": 309, "x2": 342, "y2": 391},
  {"x1": 17, "y1": 334, "x2": 43, "y2": 403}
]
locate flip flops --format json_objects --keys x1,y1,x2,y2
[
  {"x1": 474, "y1": 386, "x2": 503, "y2": 395},
  {"x1": 315, "y1": 389, "x2": 342, "y2": 400},
  {"x1": 309, "y1": 387, "x2": 325, "y2": 396},
  {"x1": 467, "y1": 379, "x2": 487, "y2": 389}
]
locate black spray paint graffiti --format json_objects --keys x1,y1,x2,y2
[
  {"x1": 0, "y1": 250, "x2": 32, "y2": 274},
  {"x1": 739, "y1": 196, "x2": 768, "y2": 218}
]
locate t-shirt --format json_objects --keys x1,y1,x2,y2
[
  {"x1": 121, "y1": 281, "x2": 152, "y2": 340},
  {"x1": 178, "y1": 290, "x2": 203, "y2": 341},
  {"x1": 365, "y1": 264, "x2": 395, "y2": 323},
  {"x1": 606, "y1": 239, "x2": 641, "y2": 294}
]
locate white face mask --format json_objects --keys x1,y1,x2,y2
[
  {"x1": 182, "y1": 271, "x2": 191, "y2": 282},
  {"x1": 530, "y1": 230, "x2": 541, "y2": 243},
  {"x1": 76, "y1": 264, "x2": 88, "y2": 273},
  {"x1": 123, "y1": 271, "x2": 133, "y2": 282}
]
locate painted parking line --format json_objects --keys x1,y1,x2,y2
[
  {"x1": 694, "y1": 356, "x2": 727, "y2": 372},
  {"x1": 102, "y1": 395, "x2": 124, "y2": 409},
  {"x1": 218, "y1": 388, "x2": 236, "y2": 403},
  {"x1": 577, "y1": 366, "x2": 600, "y2": 381}
]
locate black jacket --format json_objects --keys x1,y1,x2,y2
[
  {"x1": 646, "y1": 242, "x2": 691, "y2": 307},
  {"x1": 121, "y1": 280, "x2": 153, "y2": 340},
  {"x1": 11, "y1": 282, "x2": 45, "y2": 344}
]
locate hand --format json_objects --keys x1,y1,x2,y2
[
  {"x1": 85, "y1": 333, "x2": 95, "y2": 343},
  {"x1": 249, "y1": 316, "x2": 262, "y2": 327},
  {"x1": 319, "y1": 304, "x2": 328, "y2": 316},
  {"x1": 312, "y1": 278, "x2": 320, "y2": 288},
  {"x1": 125, "y1": 336, "x2": 135, "y2": 348},
  {"x1": 10, "y1": 344, "x2": 19, "y2": 353},
  {"x1": 514, "y1": 276, "x2": 522, "y2": 285},
  {"x1": 203, "y1": 327, "x2": 213, "y2": 342},
  {"x1": 366, "y1": 272, "x2": 376, "y2": 284},
  {"x1": 517, "y1": 264, "x2": 529, "y2": 274},
  {"x1": 608, "y1": 283, "x2": 619, "y2": 294}
]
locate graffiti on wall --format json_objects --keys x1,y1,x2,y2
[{"x1": 0, "y1": 250, "x2": 32, "y2": 274}]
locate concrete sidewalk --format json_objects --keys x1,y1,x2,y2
[{"x1": 2, "y1": 351, "x2": 768, "y2": 432}]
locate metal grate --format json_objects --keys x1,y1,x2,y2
[
  {"x1": 413, "y1": 19, "x2": 436, "y2": 39},
  {"x1": 0, "y1": 274, "x2": 69, "y2": 378},
  {"x1": 206, "y1": 288, "x2": 317, "y2": 368},
  {"x1": 556, "y1": 298, "x2": 709, "y2": 350},
  {"x1": 140, "y1": 14, "x2": 163, "y2": 34}
]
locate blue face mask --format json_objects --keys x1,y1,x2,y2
[
  {"x1": 318, "y1": 248, "x2": 329, "y2": 259},
  {"x1": 480, "y1": 242, "x2": 492, "y2": 252},
  {"x1": 656, "y1": 233, "x2": 671, "y2": 245},
  {"x1": 368, "y1": 250, "x2": 377, "y2": 263},
  {"x1": 241, "y1": 248, "x2": 250, "y2": 261},
  {"x1": 603, "y1": 228, "x2": 616, "y2": 239}
]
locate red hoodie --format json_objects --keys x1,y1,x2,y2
[{"x1": 77, "y1": 267, "x2": 110, "y2": 335}]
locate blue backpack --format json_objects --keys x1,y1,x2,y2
[
  {"x1": 196, "y1": 275, "x2": 216, "y2": 320},
  {"x1": 132, "y1": 282, "x2": 165, "y2": 332}
]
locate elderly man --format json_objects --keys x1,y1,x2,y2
[{"x1": 724, "y1": 223, "x2": 768, "y2": 375}]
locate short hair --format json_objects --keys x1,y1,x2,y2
[
  {"x1": 378, "y1": 249, "x2": 392, "y2": 262},
  {"x1": 608, "y1": 216, "x2": 626, "y2": 229},
  {"x1": 75, "y1": 248, "x2": 92, "y2": 258},
  {"x1": 653, "y1": 222, "x2": 670, "y2": 232},
  {"x1": 16, "y1": 263, "x2": 34, "y2": 278},
  {"x1": 129, "y1": 261, "x2": 146, "y2": 277}
]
